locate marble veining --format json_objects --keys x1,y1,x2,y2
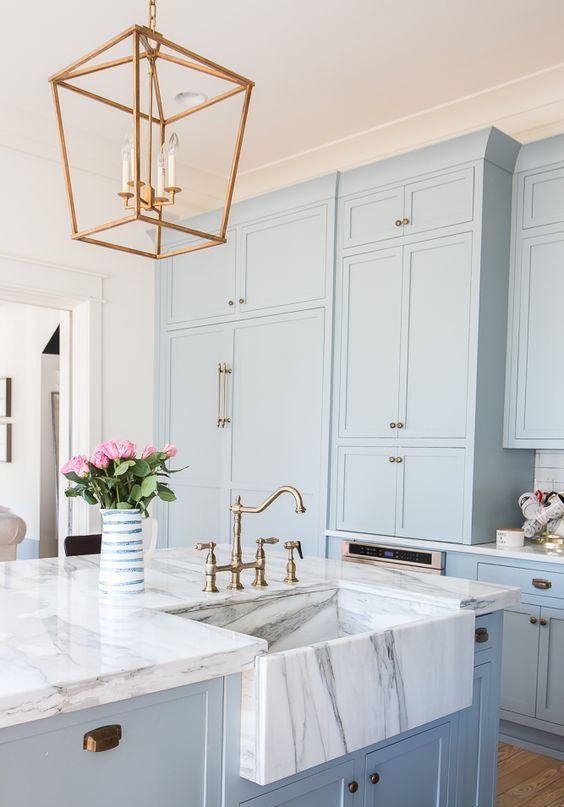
[{"x1": 0, "y1": 545, "x2": 519, "y2": 732}]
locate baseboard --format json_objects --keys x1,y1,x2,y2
[{"x1": 500, "y1": 720, "x2": 564, "y2": 761}]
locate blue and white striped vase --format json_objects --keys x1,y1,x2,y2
[{"x1": 99, "y1": 509, "x2": 145, "y2": 595}]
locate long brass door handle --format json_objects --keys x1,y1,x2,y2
[
  {"x1": 216, "y1": 363, "x2": 224, "y2": 428},
  {"x1": 221, "y1": 363, "x2": 232, "y2": 427}
]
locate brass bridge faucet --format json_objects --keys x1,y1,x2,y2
[{"x1": 195, "y1": 485, "x2": 306, "y2": 592}]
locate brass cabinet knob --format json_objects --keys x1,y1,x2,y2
[
  {"x1": 396, "y1": 422, "x2": 404, "y2": 429},
  {"x1": 239, "y1": 298, "x2": 245, "y2": 304},
  {"x1": 83, "y1": 725, "x2": 122, "y2": 753},
  {"x1": 395, "y1": 456, "x2": 403, "y2": 463},
  {"x1": 395, "y1": 219, "x2": 402, "y2": 227},
  {"x1": 390, "y1": 422, "x2": 397, "y2": 428},
  {"x1": 348, "y1": 781, "x2": 359, "y2": 794},
  {"x1": 540, "y1": 617, "x2": 548, "y2": 627},
  {"x1": 369, "y1": 773, "x2": 380, "y2": 785},
  {"x1": 402, "y1": 217, "x2": 410, "y2": 225},
  {"x1": 228, "y1": 300, "x2": 234, "y2": 306},
  {"x1": 475, "y1": 627, "x2": 489, "y2": 643},
  {"x1": 529, "y1": 616, "x2": 538, "y2": 625},
  {"x1": 389, "y1": 456, "x2": 396, "y2": 463},
  {"x1": 532, "y1": 578, "x2": 552, "y2": 590}
]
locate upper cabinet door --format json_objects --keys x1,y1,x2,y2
[
  {"x1": 342, "y1": 186, "x2": 405, "y2": 248},
  {"x1": 523, "y1": 167, "x2": 564, "y2": 230},
  {"x1": 239, "y1": 206, "x2": 328, "y2": 313},
  {"x1": 339, "y1": 248, "x2": 403, "y2": 438},
  {"x1": 399, "y1": 233, "x2": 472, "y2": 439},
  {"x1": 403, "y1": 167, "x2": 474, "y2": 236},
  {"x1": 166, "y1": 235, "x2": 237, "y2": 325},
  {"x1": 515, "y1": 233, "x2": 564, "y2": 441}
]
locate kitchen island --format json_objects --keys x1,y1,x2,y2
[{"x1": 0, "y1": 547, "x2": 518, "y2": 807}]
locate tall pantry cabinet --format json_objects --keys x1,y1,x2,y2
[
  {"x1": 329, "y1": 129, "x2": 533, "y2": 545},
  {"x1": 155, "y1": 176, "x2": 337, "y2": 556}
]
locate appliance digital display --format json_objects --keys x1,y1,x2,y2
[{"x1": 383, "y1": 550, "x2": 394, "y2": 558}]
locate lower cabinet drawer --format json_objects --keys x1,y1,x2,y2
[
  {"x1": 0, "y1": 683, "x2": 222, "y2": 807},
  {"x1": 477, "y1": 562, "x2": 564, "y2": 599}
]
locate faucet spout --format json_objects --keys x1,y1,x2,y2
[{"x1": 232, "y1": 485, "x2": 306, "y2": 515}]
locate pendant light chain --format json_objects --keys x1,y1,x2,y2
[{"x1": 148, "y1": 0, "x2": 157, "y2": 31}]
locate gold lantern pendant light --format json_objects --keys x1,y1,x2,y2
[{"x1": 49, "y1": 0, "x2": 254, "y2": 260}]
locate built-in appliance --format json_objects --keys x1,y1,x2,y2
[{"x1": 341, "y1": 540, "x2": 445, "y2": 575}]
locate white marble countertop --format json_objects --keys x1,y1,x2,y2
[
  {"x1": 328, "y1": 530, "x2": 564, "y2": 565},
  {"x1": 0, "y1": 546, "x2": 519, "y2": 731}
]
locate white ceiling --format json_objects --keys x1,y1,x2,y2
[{"x1": 4, "y1": 0, "x2": 564, "y2": 214}]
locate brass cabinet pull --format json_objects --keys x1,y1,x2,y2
[
  {"x1": 83, "y1": 724, "x2": 122, "y2": 753},
  {"x1": 221, "y1": 363, "x2": 232, "y2": 427},
  {"x1": 369, "y1": 773, "x2": 380, "y2": 785},
  {"x1": 228, "y1": 299, "x2": 234, "y2": 306},
  {"x1": 390, "y1": 422, "x2": 397, "y2": 429},
  {"x1": 239, "y1": 298, "x2": 245, "y2": 304},
  {"x1": 389, "y1": 456, "x2": 396, "y2": 463},
  {"x1": 216, "y1": 363, "x2": 224, "y2": 428},
  {"x1": 395, "y1": 219, "x2": 402, "y2": 227},
  {"x1": 402, "y1": 217, "x2": 410, "y2": 225},
  {"x1": 530, "y1": 616, "x2": 538, "y2": 625},
  {"x1": 540, "y1": 617, "x2": 548, "y2": 627},
  {"x1": 348, "y1": 781, "x2": 359, "y2": 794},
  {"x1": 532, "y1": 578, "x2": 552, "y2": 590},
  {"x1": 395, "y1": 456, "x2": 403, "y2": 463},
  {"x1": 475, "y1": 627, "x2": 489, "y2": 643},
  {"x1": 396, "y1": 422, "x2": 404, "y2": 428}
]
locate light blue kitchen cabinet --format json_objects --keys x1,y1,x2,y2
[
  {"x1": 338, "y1": 248, "x2": 403, "y2": 438},
  {"x1": 399, "y1": 233, "x2": 472, "y2": 439},
  {"x1": 500, "y1": 603, "x2": 540, "y2": 718},
  {"x1": 0, "y1": 680, "x2": 224, "y2": 807},
  {"x1": 363, "y1": 723, "x2": 452, "y2": 807},
  {"x1": 166, "y1": 233, "x2": 237, "y2": 325},
  {"x1": 332, "y1": 127, "x2": 533, "y2": 544},
  {"x1": 238, "y1": 761, "x2": 356, "y2": 807},
  {"x1": 504, "y1": 134, "x2": 564, "y2": 448},
  {"x1": 536, "y1": 606, "x2": 564, "y2": 726},
  {"x1": 336, "y1": 445, "x2": 465, "y2": 541}
]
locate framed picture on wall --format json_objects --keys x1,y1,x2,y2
[
  {"x1": 0, "y1": 378, "x2": 11, "y2": 418},
  {"x1": 0, "y1": 423, "x2": 12, "y2": 462}
]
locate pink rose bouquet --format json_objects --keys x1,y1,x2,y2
[{"x1": 60, "y1": 441, "x2": 185, "y2": 515}]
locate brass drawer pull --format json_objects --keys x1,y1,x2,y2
[
  {"x1": 530, "y1": 616, "x2": 538, "y2": 625},
  {"x1": 221, "y1": 363, "x2": 232, "y2": 427},
  {"x1": 532, "y1": 578, "x2": 552, "y2": 590},
  {"x1": 83, "y1": 724, "x2": 122, "y2": 753},
  {"x1": 369, "y1": 773, "x2": 380, "y2": 785},
  {"x1": 348, "y1": 781, "x2": 359, "y2": 794},
  {"x1": 540, "y1": 617, "x2": 548, "y2": 627},
  {"x1": 475, "y1": 627, "x2": 489, "y2": 643}
]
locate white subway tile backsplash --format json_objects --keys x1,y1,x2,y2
[{"x1": 535, "y1": 450, "x2": 564, "y2": 491}]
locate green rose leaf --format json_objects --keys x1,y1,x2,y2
[
  {"x1": 132, "y1": 460, "x2": 150, "y2": 478},
  {"x1": 140, "y1": 474, "x2": 158, "y2": 497},
  {"x1": 82, "y1": 490, "x2": 97, "y2": 505},
  {"x1": 157, "y1": 488, "x2": 176, "y2": 502},
  {"x1": 114, "y1": 462, "x2": 130, "y2": 476},
  {"x1": 116, "y1": 501, "x2": 132, "y2": 509},
  {"x1": 131, "y1": 484, "x2": 142, "y2": 502},
  {"x1": 65, "y1": 471, "x2": 87, "y2": 484}
]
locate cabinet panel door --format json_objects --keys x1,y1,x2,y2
[
  {"x1": 536, "y1": 606, "x2": 564, "y2": 725},
  {"x1": 166, "y1": 327, "x2": 231, "y2": 545},
  {"x1": 239, "y1": 761, "x2": 355, "y2": 807},
  {"x1": 515, "y1": 234, "x2": 564, "y2": 440},
  {"x1": 239, "y1": 207, "x2": 328, "y2": 312},
  {"x1": 364, "y1": 723, "x2": 451, "y2": 807},
  {"x1": 500, "y1": 603, "x2": 540, "y2": 718},
  {"x1": 399, "y1": 233, "x2": 472, "y2": 438},
  {"x1": 0, "y1": 682, "x2": 223, "y2": 807},
  {"x1": 336, "y1": 447, "x2": 397, "y2": 535},
  {"x1": 396, "y1": 447, "x2": 465, "y2": 541},
  {"x1": 404, "y1": 167, "x2": 474, "y2": 236},
  {"x1": 342, "y1": 186, "x2": 404, "y2": 248},
  {"x1": 230, "y1": 311, "x2": 325, "y2": 554},
  {"x1": 167, "y1": 235, "x2": 236, "y2": 324},
  {"x1": 339, "y1": 249, "x2": 402, "y2": 437},
  {"x1": 523, "y1": 167, "x2": 564, "y2": 229},
  {"x1": 457, "y1": 662, "x2": 497, "y2": 807}
]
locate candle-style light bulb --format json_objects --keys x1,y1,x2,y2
[
  {"x1": 167, "y1": 132, "x2": 179, "y2": 189},
  {"x1": 157, "y1": 143, "x2": 167, "y2": 198},
  {"x1": 128, "y1": 132, "x2": 135, "y2": 184},
  {"x1": 120, "y1": 135, "x2": 131, "y2": 193}
]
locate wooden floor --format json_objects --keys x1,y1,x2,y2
[{"x1": 497, "y1": 743, "x2": 564, "y2": 806}]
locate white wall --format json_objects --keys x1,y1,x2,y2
[
  {"x1": 0, "y1": 144, "x2": 155, "y2": 449},
  {"x1": 0, "y1": 305, "x2": 60, "y2": 543}
]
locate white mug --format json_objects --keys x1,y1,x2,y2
[{"x1": 496, "y1": 528, "x2": 525, "y2": 548}]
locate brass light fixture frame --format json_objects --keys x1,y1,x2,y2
[{"x1": 49, "y1": 7, "x2": 254, "y2": 260}]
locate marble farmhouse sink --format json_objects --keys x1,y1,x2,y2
[{"x1": 174, "y1": 585, "x2": 475, "y2": 785}]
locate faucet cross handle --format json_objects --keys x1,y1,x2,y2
[{"x1": 283, "y1": 540, "x2": 303, "y2": 584}]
